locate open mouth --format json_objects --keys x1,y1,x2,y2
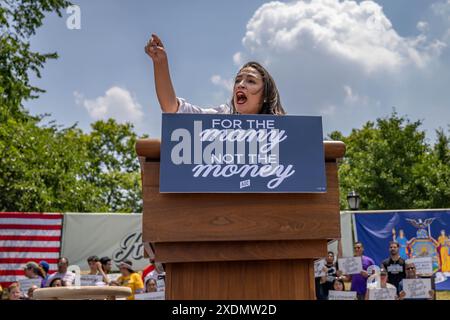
[{"x1": 236, "y1": 91, "x2": 247, "y2": 105}]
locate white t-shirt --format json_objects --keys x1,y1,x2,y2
[{"x1": 176, "y1": 97, "x2": 232, "y2": 114}]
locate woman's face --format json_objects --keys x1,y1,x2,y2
[
  {"x1": 333, "y1": 281, "x2": 344, "y2": 291},
  {"x1": 233, "y1": 67, "x2": 264, "y2": 114},
  {"x1": 120, "y1": 267, "x2": 130, "y2": 277},
  {"x1": 146, "y1": 279, "x2": 157, "y2": 292},
  {"x1": 51, "y1": 279, "x2": 62, "y2": 287}
]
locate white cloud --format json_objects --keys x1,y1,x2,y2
[
  {"x1": 75, "y1": 86, "x2": 144, "y2": 124},
  {"x1": 210, "y1": 75, "x2": 234, "y2": 92},
  {"x1": 220, "y1": 0, "x2": 450, "y2": 138}
]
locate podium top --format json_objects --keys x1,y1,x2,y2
[{"x1": 135, "y1": 139, "x2": 346, "y2": 162}]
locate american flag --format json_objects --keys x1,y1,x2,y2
[{"x1": 0, "y1": 212, "x2": 63, "y2": 288}]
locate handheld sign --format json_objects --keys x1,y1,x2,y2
[
  {"x1": 338, "y1": 257, "x2": 363, "y2": 275},
  {"x1": 402, "y1": 278, "x2": 432, "y2": 299},
  {"x1": 314, "y1": 259, "x2": 326, "y2": 278},
  {"x1": 406, "y1": 257, "x2": 433, "y2": 275},
  {"x1": 160, "y1": 114, "x2": 326, "y2": 193},
  {"x1": 80, "y1": 274, "x2": 103, "y2": 286},
  {"x1": 135, "y1": 291, "x2": 165, "y2": 300},
  {"x1": 328, "y1": 290, "x2": 357, "y2": 300},
  {"x1": 368, "y1": 288, "x2": 397, "y2": 300},
  {"x1": 18, "y1": 278, "x2": 42, "y2": 294}
]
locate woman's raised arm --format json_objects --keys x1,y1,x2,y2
[{"x1": 145, "y1": 34, "x2": 179, "y2": 113}]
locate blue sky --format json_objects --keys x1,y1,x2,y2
[{"x1": 26, "y1": 0, "x2": 450, "y2": 143}]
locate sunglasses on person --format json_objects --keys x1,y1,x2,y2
[{"x1": 406, "y1": 266, "x2": 415, "y2": 270}]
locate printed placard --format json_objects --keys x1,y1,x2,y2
[
  {"x1": 338, "y1": 257, "x2": 363, "y2": 275},
  {"x1": 160, "y1": 114, "x2": 326, "y2": 193},
  {"x1": 406, "y1": 257, "x2": 433, "y2": 275},
  {"x1": 328, "y1": 290, "x2": 357, "y2": 300},
  {"x1": 80, "y1": 274, "x2": 103, "y2": 286},
  {"x1": 135, "y1": 291, "x2": 165, "y2": 300},
  {"x1": 368, "y1": 288, "x2": 397, "y2": 300},
  {"x1": 108, "y1": 273, "x2": 122, "y2": 282},
  {"x1": 314, "y1": 259, "x2": 326, "y2": 278},
  {"x1": 18, "y1": 278, "x2": 42, "y2": 294},
  {"x1": 403, "y1": 278, "x2": 432, "y2": 299}
]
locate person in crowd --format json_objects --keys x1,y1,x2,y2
[
  {"x1": 365, "y1": 267, "x2": 397, "y2": 300},
  {"x1": 319, "y1": 251, "x2": 339, "y2": 299},
  {"x1": 27, "y1": 285, "x2": 39, "y2": 300},
  {"x1": 23, "y1": 261, "x2": 46, "y2": 288},
  {"x1": 398, "y1": 262, "x2": 435, "y2": 300},
  {"x1": 45, "y1": 257, "x2": 75, "y2": 287},
  {"x1": 145, "y1": 277, "x2": 158, "y2": 293},
  {"x1": 145, "y1": 34, "x2": 286, "y2": 115},
  {"x1": 113, "y1": 260, "x2": 144, "y2": 300},
  {"x1": 381, "y1": 241, "x2": 405, "y2": 293},
  {"x1": 7, "y1": 283, "x2": 21, "y2": 300},
  {"x1": 343, "y1": 242, "x2": 375, "y2": 300},
  {"x1": 331, "y1": 278, "x2": 346, "y2": 292},
  {"x1": 49, "y1": 277, "x2": 65, "y2": 287},
  {"x1": 100, "y1": 256, "x2": 113, "y2": 274},
  {"x1": 87, "y1": 255, "x2": 110, "y2": 284},
  {"x1": 39, "y1": 260, "x2": 50, "y2": 284},
  {"x1": 141, "y1": 258, "x2": 156, "y2": 283}
]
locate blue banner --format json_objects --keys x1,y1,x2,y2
[
  {"x1": 160, "y1": 113, "x2": 326, "y2": 193},
  {"x1": 354, "y1": 210, "x2": 450, "y2": 290}
]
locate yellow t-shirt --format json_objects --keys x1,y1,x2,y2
[{"x1": 117, "y1": 273, "x2": 144, "y2": 300}]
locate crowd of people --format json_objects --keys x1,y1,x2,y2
[
  {"x1": 315, "y1": 241, "x2": 436, "y2": 300},
  {"x1": 0, "y1": 256, "x2": 165, "y2": 300},
  {"x1": 0, "y1": 241, "x2": 437, "y2": 300}
]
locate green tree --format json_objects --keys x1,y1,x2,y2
[
  {"x1": 330, "y1": 112, "x2": 450, "y2": 210},
  {"x1": 1, "y1": 0, "x2": 71, "y2": 121},
  {"x1": 85, "y1": 119, "x2": 145, "y2": 213}
]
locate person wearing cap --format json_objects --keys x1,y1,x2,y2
[
  {"x1": 39, "y1": 261, "x2": 50, "y2": 286},
  {"x1": 114, "y1": 260, "x2": 144, "y2": 300},
  {"x1": 365, "y1": 267, "x2": 397, "y2": 300},
  {"x1": 24, "y1": 261, "x2": 46, "y2": 288}
]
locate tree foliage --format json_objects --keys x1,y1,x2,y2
[
  {"x1": 330, "y1": 112, "x2": 450, "y2": 210},
  {"x1": 1, "y1": 1, "x2": 145, "y2": 213}
]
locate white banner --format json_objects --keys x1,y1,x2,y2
[
  {"x1": 135, "y1": 291, "x2": 165, "y2": 300},
  {"x1": 61, "y1": 213, "x2": 147, "y2": 272}
]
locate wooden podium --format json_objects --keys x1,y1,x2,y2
[{"x1": 136, "y1": 139, "x2": 345, "y2": 300}]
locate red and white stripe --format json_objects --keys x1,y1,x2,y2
[{"x1": 0, "y1": 212, "x2": 63, "y2": 288}]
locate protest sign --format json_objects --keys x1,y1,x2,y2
[
  {"x1": 403, "y1": 278, "x2": 432, "y2": 299},
  {"x1": 328, "y1": 290, "x2": 357, "y2": 300},
  {"x1": 368, "y1": 287, "x2": 397, "y2": 300},
  {"x1": 80, "y1": 274, "x2": 104, "y2": 286},
  {"x1": 406, "y1": 257, "x2": 433, "y2": 275},
  {"x1": 18, "y1": 278, "x2": 42, "y2": 294},
  {"x1": 338, "y1": 257, "x2": 363, "y2": 275},
  {"x1": 314, "y1": 259, "x2": 326, "y2": 278},
  {"x1": 135, "y1": 291, "x2": 165, "y2": 300},
  {"x1": 160, "y1": 114, "x2": 326, "y2": 193}
]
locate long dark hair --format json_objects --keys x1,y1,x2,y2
[{"x1": 231, "y1": 61, "x2": 286, "y2": 115}]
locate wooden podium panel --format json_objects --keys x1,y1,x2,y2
[{"x1": 136, "y1": 139, "x2": 345, "y2": 300}]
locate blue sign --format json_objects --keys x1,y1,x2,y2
[
  {"x1": 160, "y1": 113, "x2": 326, "y2": 193},
  {"x1": 354, "y1": 210, "x2": 450, "y2": 291}
]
